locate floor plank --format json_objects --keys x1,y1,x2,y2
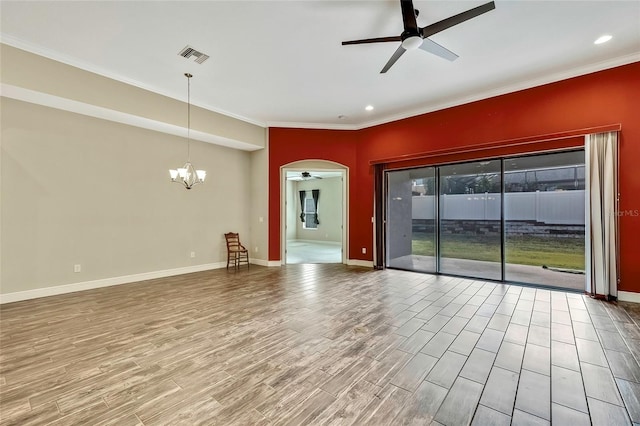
[
  {"x1": 479, "y1": 366, "x2": 519, "y2": 415},
  {"x1": 1, "y1": 264, "x2": 639, "y2": 425},
  {"x1": 433, "y1": 377, "x2": 484, "y2": 425}
]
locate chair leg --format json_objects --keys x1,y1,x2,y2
[
  {"x1": 228, "y1": 253, "x2": 237, "y2": 270},
  {"x1": 227, "y1": 251, "x2": 249, "y2": 270}
]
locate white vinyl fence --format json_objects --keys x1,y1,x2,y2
[{"x1": 412, "y1": 190, "x2": 585, "y2": 225}]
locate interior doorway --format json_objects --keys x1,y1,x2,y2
[{"x1": 281, "y1": 162, "x2": 348, "y2": 264}]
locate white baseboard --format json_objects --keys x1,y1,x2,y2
[
  {"x1": 0, "y1": 262, "x2": 225, "y2": 304},
  {"x1": 347, "y1": 259, "x2": 374, "y2": 268},
  {"x1": 618, "y1": 291, "x2": 640, "y2": 303},
  {"x1": 248, "y1": 258, "x2": 281, "y2": 267},
  {"x1": 258, "y1": 259, "x2": 373, "y2": 267},
  {"x1": 288, "y1": 239, "x2": 342, "y2": 246}
]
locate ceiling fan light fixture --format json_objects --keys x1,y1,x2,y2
[
  {"x1": 341, "y1": 1, "x2": 496, "y2": 73},
  {"x1": 594, "y1": 34, "x2": 612, "y2": 45},
  {"x1": 402, "y1": 36, "x2": 423, "y2": 50}
]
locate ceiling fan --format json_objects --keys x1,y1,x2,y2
[
  {"x1": 342, "y1": 0, "x2": 495, "y2": 73},
  {"x1": 289, "y1": 171, "x2": 324, "y2": 181}
]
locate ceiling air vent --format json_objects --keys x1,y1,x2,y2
[{"x1": 178, "y1": 45, "x2": 210, "y2": 64}]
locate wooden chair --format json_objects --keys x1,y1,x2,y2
[{"x1": 224, "y1": 232, "x2": 249, "y2": 270}]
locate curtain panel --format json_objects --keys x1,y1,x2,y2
[
  {"x1": 585, "y1": 131, "x2": 618, "y2": 298},
  {"x1": 312, "y1": 189, "x2": 320, "y2": 225},
  {"x1": 299, "y1": 190, "x2": 305, "y2": 222}
]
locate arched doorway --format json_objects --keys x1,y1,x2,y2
[{"x1": 281, "y1": 160, "x2": 348, "y2": 264}]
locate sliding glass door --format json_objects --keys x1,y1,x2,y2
[
  {"x1": 504, "y1": 151, "x2": 586, "y2": 289},
  {"x1": 384, "y1": 150, "x2": 586, "y2": 290},
  {"x1": 386, "y1": 167, "x2": 436, "y2": 273},
  {"x1": 439, "y1": 160, "x2": 502, "y2": 280}
]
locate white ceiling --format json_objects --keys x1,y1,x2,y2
[{"x1": 1, "y1": 1, "x2": 639, "y2": 129}]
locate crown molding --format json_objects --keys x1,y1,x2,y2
[
  {"x1": 269, "y1": 53, "x2": 640, "y2": 131},
  {"x1": 1, "y1": 84, "x2": 263, "y2": 151},
  {"x1": 3, "y1": 35, "x2": 638, "y2": 132},
  {"x1": 0, "y1": 35, "x2": 267, "y2": 128},
  {"x1": 265, "y1": 120, "x2": 360, "y2": 131}
]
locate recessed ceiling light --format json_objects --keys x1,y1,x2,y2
[
  {"x1": 365, "y1": 105, "x2": 374, "y2": 111},
  {"x1": 594, "y1": 34, "x2": 612, "y2": 45}
]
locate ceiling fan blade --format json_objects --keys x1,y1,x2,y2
[
  {"x1": 420, "y1": 1, "x2": 495, "y2": 38},
  {"x1": 419, "y1": 38, "x2": 459, "y2": 61},
  {"x1": 380, "y1": 45, "x2": 407, "y2": 74},
  {"x1": 342, "y1": 36, "x2": 402, "y2": 46},
  {"x1": 400, "y1": 0, "x2": 418, "y2": 32}
]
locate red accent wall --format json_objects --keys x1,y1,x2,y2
[{"x1": 269, "y1": 62, "x2": 640, "y2": 292}]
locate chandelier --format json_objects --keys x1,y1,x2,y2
[{"x1": 169, "y1": 73, "x2": 206, "y2": 189}]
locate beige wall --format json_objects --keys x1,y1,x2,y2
[
  {"x1": 1, "y1": 44, "x2": 265, "y2": 149},
  {"x1": 1, "y1": 98, "x2": 253, "y2": 294},
  {"x1": 0, "y1": 43, "x2": 272, "y2": 298},
  {"x1": 285, "y1": 180, "x2": 297, "y2": 240},
  {"x1": 249, "y1": 131, "x2": 269, "y2": 262},
  {"x1": 295, "y1": 177, "x2": 342, "y2": 243}
]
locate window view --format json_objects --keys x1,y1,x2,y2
[
  {"x1": 385, "y1": 150, "x2": 586, "y2": 290},
  {"x1": 303, "y1": 194, "x2": 317, "y2": 229},
  {"x1": 438, "y1": 160, "x2": 502, "y2": 280},
  {"x1": 386, "y1": 167, "x2": 436, "y2": 272},
  {"x1": 504, "y1": 151, "x2": 585, "y2": 289}
]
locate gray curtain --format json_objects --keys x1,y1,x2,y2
[
  {"x1": 299, "y1": 190, "x2": 305, "y2": 222},
  {"x1": 312, "y1": 189, "x2": 320, "y2": 225},
  {"x1": 585, "y1": 131, "x2": 618, "y2": 298}
]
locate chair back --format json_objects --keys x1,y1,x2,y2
[{"x1": 224, "y1": 232, "x2": 242, "y2": 250}]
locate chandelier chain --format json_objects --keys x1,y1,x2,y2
[{"x1": 186, "y1": 73, "x2": 191, "y2": 161}]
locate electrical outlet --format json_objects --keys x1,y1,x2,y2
[
  {"x1": 74, "y1": 264, "x2": 81, "y2": 273},
  {"x1": 362, "y1": 248, "x2": 366, "y2": 254},
  {"x1": 259, "y1": 216, "x2": 264, "y2": 223},
  {"x1": 255, "y1": 246, "x2": 259, "y2": 253},
  {"x1": 190, "y1": 251, "x2": 196, "y2": 258}
]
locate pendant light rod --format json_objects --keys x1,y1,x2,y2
[
  {"x1": 169, "y1": 72, "x2": 206, "y2": 190},
  {"x1": 186, "y1": 72, "x2": 192, "y2": 161}
]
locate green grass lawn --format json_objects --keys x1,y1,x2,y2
[{"x1": 411, "y1": 233, "x2": 585, "y2": 270}]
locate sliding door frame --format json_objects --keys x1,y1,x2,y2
[
  {"x1": 381, "y1": 147, "x2": 586, "y2": 289},
  {"x1": 500, "y1": 159, "x2": 506, "y2": 282},
  {"x1": 435, "y1": 169, "x2": 441, "y2": 274}
]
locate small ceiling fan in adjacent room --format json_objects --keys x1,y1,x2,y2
[
  {"x1": 342, "y1": 0, "x2": 495, "y2": 73},
  {"x1": 288, "y1": 171, "x2": 324, "y2": 181}
]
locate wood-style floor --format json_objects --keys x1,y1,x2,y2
[{"x1": 1, "y1": 264, "x2": 640, "y2": 425}]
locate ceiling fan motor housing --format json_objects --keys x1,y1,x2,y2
[{"x1": 401, "y1": 34, "x2": 423, "y2": 50}]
